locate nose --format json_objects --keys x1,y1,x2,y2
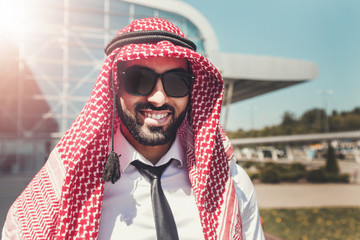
[{"x1": 146, "y1": 78, "x2": 169, "y2": 107}]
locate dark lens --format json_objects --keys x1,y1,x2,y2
[
  {"x1": 124, "y1": 69, "x2": 156, "y2": 96},
  {"x1": 163, "y1": 72, "x2": 192, "y2": 97}
]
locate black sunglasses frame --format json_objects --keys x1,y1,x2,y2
[{"x1": 119, "y1": 66, "x2": 194, "y2": 98}]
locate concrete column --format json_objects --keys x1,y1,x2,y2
[
  {"x1": 257, "y1": 147, "x2": 264, "y2": 161},
  {"x1": 354, "y1": 145, "x2": 360, "y2": 163},
  {"x1": 271, "y1": 147, "x2": 278, "y2": 161},
  {"x1": 223, "y1": 81, "x2": 234, "y2": 131},
  {"x1": 286, "y1": 145, "x2": 294, "y2": 161}
]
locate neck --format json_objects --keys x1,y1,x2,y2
[{"x1": 120, "y1": 125, "x2": 174, "y2": 165}]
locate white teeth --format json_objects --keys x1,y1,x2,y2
[{"x1": 144, "y1": 112, "x2": 168, "y2": 120}]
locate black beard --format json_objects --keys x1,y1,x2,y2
[{"x1": 117, "y1": 102, "x2": 187, "y2": 146}]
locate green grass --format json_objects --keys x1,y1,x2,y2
[{"x1": 260, "y1": 208, "x2": 360, "y2": 240}]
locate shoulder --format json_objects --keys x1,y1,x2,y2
[
  {"x1": 229, "y1": 158, "x2": 265, "y2": 239},
  {"x1": 2, "y1": 148, "x2": 63, "y2": 239},
  {"x1": 229, "y1": 159, "x2": 255, "y2": 207}
]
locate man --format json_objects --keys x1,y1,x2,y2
[{"x1": 2, "y1": 18, "x2": 264, "y2": 239}]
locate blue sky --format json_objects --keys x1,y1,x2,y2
[{"x1": 181, "y1": 0, "x2": 360, "y2": 131}]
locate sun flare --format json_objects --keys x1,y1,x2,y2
[{"x1": 0, "y1": 0, "x2": 26, "y2": 42}]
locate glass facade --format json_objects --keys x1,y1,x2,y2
[{"x1": 0, "y1": 0, "x2": 205, "y2": 174}]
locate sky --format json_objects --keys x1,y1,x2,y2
[
  {"x1": 181, "y1": 0, "x2": 360, "y2": 131},
  {"x1": 0, "y1": 0, "x2": 359, "y2": 133}
]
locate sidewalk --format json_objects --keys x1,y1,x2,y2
[
  {"x1": 264, "y1": 232, "x2": 284, "y2": 240},
  {"x1": 254, "y1": 183, "x2": 360, "y2": 209}
]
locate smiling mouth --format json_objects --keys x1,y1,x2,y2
[
  {"x1": 135, "y1": 103, "x2": 175, "y2": 125},
  {"x1": 143, "y1": 112, "x2": 170, "y2": 120},
  {"x1": 140, "y1": 109, "x2": 172, "y2": 125}
]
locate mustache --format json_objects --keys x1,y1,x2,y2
[{"x1": 134, "y1": 103, "x2": 175, "y2": 113}]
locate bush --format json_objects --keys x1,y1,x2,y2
[
  {"x1": 259, "y1": 166, "x2": 280, "y2": 183},
  {"x1": 326, "y1": 173, "x2": 350, "y2": 183},
  {"x1": 307, "y1": 168, "x2": 328, "y2": 183},
  {"x1": 246, "y1": 161, "x2": 349, "y2": 184},
  {"x1": 241, "y1": 160, "x2": 262, "y2": 169},
  {"x1": 307, "y1": 168, "x2": 350, "y2": 183},
  {"x1": 247, "y1": 171, "x2": 260, "y2": 180},
  {"x1": 280, "y1": 163, "x2": 307, "y2": 182},
  {"x1": 243, "y1": 161, "x2": 262, "y2": 180},
  {"x1": 290, "y1": 163, "x2": 306, "y2": 172},
  {"x1": 257, "y1": 162, "x2": 307, "y2": 183},
  {"x1": 281, "y1": 171, "x2": 305, "y2": 182}
]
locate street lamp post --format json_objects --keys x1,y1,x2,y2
[{"x1": 317, "y1": 89, "x2": 333, "y2": 133}]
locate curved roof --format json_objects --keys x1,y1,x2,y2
[
  {"x1": 220, "y1": 53, "x2": 318, "y2": 81},
  {"x1": 220, "y1": 53, "x2": 318, "y2": 103}
]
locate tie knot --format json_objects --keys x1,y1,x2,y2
[{"x1": 131, "y1": 159, "x2": 173, "y2": 181}]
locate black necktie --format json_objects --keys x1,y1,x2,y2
[{"x1": 131, "y1": 160, "x2": 179, "y2": 240}]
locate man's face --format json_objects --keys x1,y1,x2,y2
[{"x1": 117, "y1": 57, "x2": 190, "y2": 146}]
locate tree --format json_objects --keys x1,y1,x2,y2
[
  {"x1": 226, "y1": 106, "x2": 360, "y2": 139},
  {"x1": 299, "y1": 108, "x2": 325, "y2": 133},
  {"x1": 352, "y1": 107, "x2": 360, "y2": 115},
  {"x1": 280, "y1": 112, "x2": 296, "y2": 135},
  {"x1": 281, "y1": 111, "x2": 296, "y2": 126},
  {"x1": 325, "y1": 142, "x2": 339, "y2": 174}
]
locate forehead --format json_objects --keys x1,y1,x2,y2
[{"x1": 120, "y1": 57, "x2": 189, "y2": 73}]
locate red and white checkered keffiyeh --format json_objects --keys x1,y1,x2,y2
[{"x1": 3, "y1": 18, "x2": 242, "y2": 239}]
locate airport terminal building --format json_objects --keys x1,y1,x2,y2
[{"x1": 0, "y1": 0, "x2": 317, "y2": 174}]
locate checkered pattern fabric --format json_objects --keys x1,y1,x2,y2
[{"x1": 3, "y1": 18, "x2": 242, "y2": 239}]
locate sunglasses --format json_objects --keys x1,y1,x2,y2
[{"x1": 120, "y1": 66, "x2": 194, "y2": 98}]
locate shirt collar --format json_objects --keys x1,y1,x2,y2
[{"x1": 113, "y1": 127, "x2": 185, "y2": 173}]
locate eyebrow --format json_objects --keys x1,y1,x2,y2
[{"x1": 124, "y1": 65, "x2": 189, "y2": 73}]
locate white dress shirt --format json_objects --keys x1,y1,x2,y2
[{"x1": 98, "y1": 130, "x2": 264, "y2": 239}]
